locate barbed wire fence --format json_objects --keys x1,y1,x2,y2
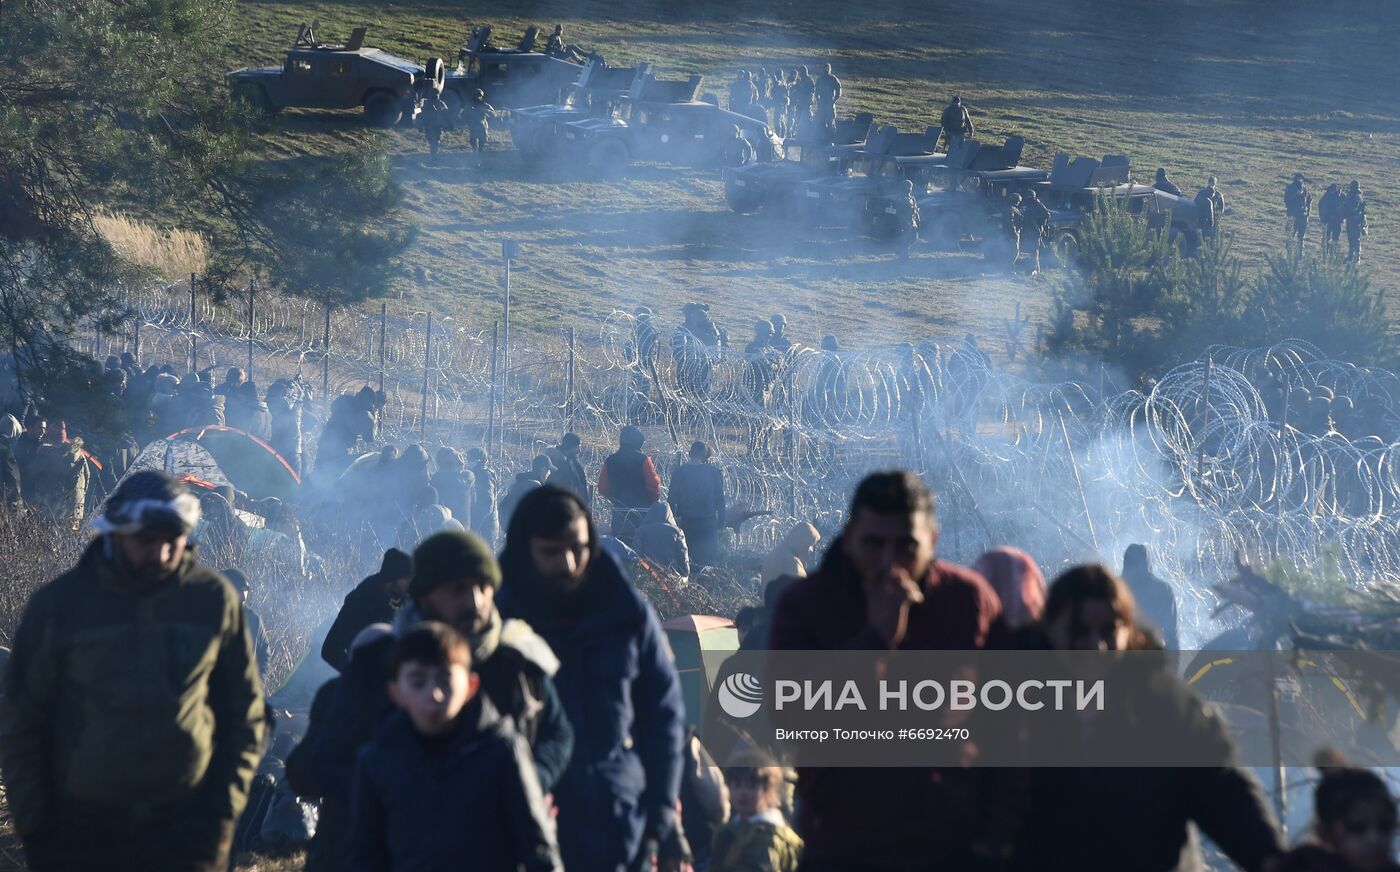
[{"x1": 92, "y1": 277, "x2": 1400, "y2": 646}]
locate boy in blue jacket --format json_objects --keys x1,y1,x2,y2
[{"x1": 350, "y1": 622, "x2": 562, "y2": 872}]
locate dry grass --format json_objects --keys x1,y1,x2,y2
[{"x1": 94, "y1": 211, "x2": 209, "y2": 281}]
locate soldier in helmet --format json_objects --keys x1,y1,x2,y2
[
  {"x1": 938, "y1": 96, "x2": 975, "y2": 151},
  {"x1": 546, "y1": 24, "x2": 587, "y2": 62},
  {"x1": 891, "y1": 179, "x2": 920, "y2": 259},
  {"x1": 722, "y1": 124, "x2": 756, "y2": 169},
  {"x1": 1342, "y1": 179, "x2": 1367, "y2": 261},
  {"x1": 1318, "y1": 182, "x2": 1344, "y2": 255},
  {"x1": 1194, "y1": 176, "x2": 1224, "y2": 242},
  {"x1": 768, "y1": 72, "x2": 790, "y2": 138},
  {"x1": 1021, "y1": 188, "x2": 1051, "y2": 275},
  {"x1": 790, "y1": 66, "x2": 815, "y2": 134},
  {"x1": 1153, "y1": 167, "x2": 1184, "y2": 197},
  {"x1": 1007, "y1": 192, "x2": 1025, "y2": 270},
  {"x1": 421, "y1": 87, "x2": 451, "y2": 164},
  {"x1": 462, "y1": 88, "x2": 497, "y2": 169},
  {"x1": 813, "y1": 63, "x2": 842, "y2": 140},
  {"x1": 729, "y1": 70, "x2": 758, "y2": 116},
  {"x1": 1283, "y1": 173, "x2": 1312, "y2": 253}
]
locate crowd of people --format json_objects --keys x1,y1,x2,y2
[{"x1": 0, "y1": 461, "x2": 1396, "y2": 872}]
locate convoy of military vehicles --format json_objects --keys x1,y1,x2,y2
[{"x1": 228, "y1": 22, "x2": 1210, "y2": 260}]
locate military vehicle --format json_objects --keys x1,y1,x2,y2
[
  {"x1": 885, "y1": 136, "x2": 1046, "y2": 246},
  {"x1": 722, "y1": 114, "x2": 875, "y2": 214},
  {"x1": 510, "y1": 58, "x2": 653, "y2": 158},
  {"x1": 546, "y1": 72, "x2": 783, "y2": 176},
  {"x1": 227, "y1": 23, "x2": 443, "y2": 127},
  {"x1": 1034, "y1": 154, "x2": 1202, "y2": 262},
  {"x1": 441, "y1": 25, "x2": 593, "y2": 115},
  {"x1": 799, "y1": 125, "x2": 944, "y2": 228}
]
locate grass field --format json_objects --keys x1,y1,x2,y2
[{"x1": 216, "y1": 0, "x2": 1400, "y2": 359}]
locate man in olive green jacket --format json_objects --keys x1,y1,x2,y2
[{"x1": 0, "y1": 470, "x2": 265, "y2": 871}]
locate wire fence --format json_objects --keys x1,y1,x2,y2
[{"x1": 97, "y1": 277, "x2": 1400, "y2": 647}]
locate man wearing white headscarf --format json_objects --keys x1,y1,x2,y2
[{"x1": 0, "y1": 470, "x2": 265, "y2": 871}]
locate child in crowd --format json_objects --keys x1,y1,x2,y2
[
  {"x1": 1273, "y1": 750, "x2": 1398, "y2": 872},
  {"x1": 710, "y1": 751, "x2": 802, "y2": 872},
  {"x1": 350, "y1": 621, "x2": 562, "y2": 872}
]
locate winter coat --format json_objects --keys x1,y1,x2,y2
[
  {"x1": 768, "y1": 539, "x2": 1010, "y2": 869},
  {"x1": 322, "y1": 572, "x2": 402, "y2": 673},
  {"x1": 390, "y1": 601, "x2": 574, "y2": 794},
  {"x1": 760, "y1": 523, "x2": 820, "y2": 584},
  {"x1": 500, "y1": 474, "x2": 544, "y2": 529},
  {"x1": 680, "y1": 731, "x2": 729, "y2": 869},
  {"x1": 669, "y1": 461, "x2": 726, "y2": 533},
  {"x1": 634, "y1": 502, "x2": 691, "y2": 576},
  {"x1": 351, "y1": 699, "x2": 562, "y2": 872},
  {"x1": 1123, "y1": 565, "x2": 1180, "y2": 650},
  {"x1": 286, "y1": 634, "x2": 395, "y2": 872},
  {"x1": 498, "y1": 552, "x2": 688, "y2": 872},
  {"x1": 710, "y1": 813, "x2": 803, "y2": 872},
  {"x1": 599, "y1": 446, "x2": 662, "y2": 509},
  {"x1": 0, "y1": 539, "x2": 265, "y2": 840},
  {"x1": 1009, "y1": 634, "x2": 1284, "y2": 872},
  {"x1": 430, "y1": 468, "x2": 476, "y2": 533},
  {"x1": 468, "y1": 462, "x2": 500, "y2": 544},
  {"x1": 939, "y1": 104, "x2": 974, "y2": 140},
  {"x1": 546, "y1": 448, "x2": 591, "y2": 506}
]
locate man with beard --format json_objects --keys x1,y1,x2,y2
[
  {"x1": 769, "y1": 471, "x2": 1013, "y2": 872},
  {"x1": 497, "y1": 485, "x2": 690, "y2": 872},
  {"x1": 0, "y1": 471, "x2": 265, "y2": 871},
  {"x1": 400, "y1": 529, "x2": 573, "y2": 793}
]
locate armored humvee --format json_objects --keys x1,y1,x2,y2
[
  {"x1": 722, "y1": 114, "x2": 875, "y2": 214},
  {"x1": 548, "y1": 72, "x2": 782, "y2": 176},
  {"x1": 441, "y1": 25, "x2": 592, "y2": 115},
  {"x1": 510, "y1": 59, "x2": 653, "y2": 158},
  {"x1": 798, "y1": 125, "x2": 944, "y2": 228},
  {"x1": 226, "y1": 23, "x2": 443, "y2": 127},
  {"x1": 1034, "y1": 154, "x2": 1201, "y2": 262}
]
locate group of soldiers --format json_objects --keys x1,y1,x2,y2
[
  {"x1": 420, "y1": 89, "x2": 498, "y2": 167},
  {"x1": 729, "y1": 64, "x2": 841, "y2": 139},
  {"x1": 1284, "y1": 174, "x2": 1369, "y2": 259}
]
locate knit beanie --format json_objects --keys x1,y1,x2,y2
[{"x1": 409, "y1": 529, "x2": 501, "y2": 599}]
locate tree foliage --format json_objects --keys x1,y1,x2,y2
[
  {"x1": 1044, "y1": 199, "x2": 1394, "y2": 381},
  {"x1": 0, "y1": 0, "x2": 413, "y2": 391}
]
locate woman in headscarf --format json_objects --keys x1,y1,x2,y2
[
  {"x1": 970, "y1": 545, "x2": 1045, "y2": 631},
  {"x1": 760, "y1": 522, "x2": 820, "y2": 585}
]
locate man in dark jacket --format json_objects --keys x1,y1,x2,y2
[
  {"x1": 769, "y1": 470, "x2": 1011, "y2": 871},
  {"x1": 1284, "y1": 173, "x2": 1311, "y2": 252},
  {"x1": 938, "y1": 95, "x2": 974, "y2": 150},
  {"x1": 403, "y1": 529, "x2": 574, "y2": 793},
  {"x1": 1120, "y1": 544, "x2": 1179, "y2": 650},
  {"x1": 1021, "y1": 189, "x2": 1051, "y2": 275},
  {"x1": 500, "y1": 454, "x2": 555, "y2": 529},
  {"x1": 432, "y1": 446, "x2": 476, "y2": 533},
  {"x1": 498, "y1": 486, "x2": 690, "y2": 872},
  {"x1": 669, "y1": 440, "x2": 726, "y2": 567},
  {"x1": 1343, "y1": 179, "x2": 1367, "y2": 261},
  {"x1": 1153, "y1": 167, "x2": 1184, "y2": 197},
  {"x1": 0, "y1": 471, "x2": 265, "y2": 871},
  {"x1": 547, "y1": 433, "x2": 591, "y2": 506},
  {"x1": 265, "y1": 379, "x2": 304, "y2": 475},
  {"x1": 1318, "y1": 182, "x2": 1344, "y2": 255},
  {"x1": 322, "y1": 548, "x2": 414, "y2": 673},
  {"x1": 286, "y1": 625, "x2": 396, "y2": 872},
  {"x1": 1196, "y1": 176, "x2": 1224, "y2": 241},
  {"x1": 466, "y1": 447, "x2": 499, "y2": 544},
  {"x1": 351, "y1": 623, "x2": 562, "y2": 872},
  {"x1": 597, "y1": 424, "x2": 661, "y2": 546}
]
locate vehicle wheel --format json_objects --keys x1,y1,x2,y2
[
  {"x1": 527, "y1": 126, "x2": 558, "y2": 159},
  {"x1": 926, "y1": 213, "x2": 963, "y2": 249},
  {"x1": 364, "y1": 92, "x2": 402, "y2": 128},
  {"x1": 1051, "y1": 230, "x2": 1079, "y2": 267},
  {"x1": 233, "y1": 84, "x2": 276, "y2": 115},
  {"x1": 588, "y1": 139, "x2": 628, "y2": 178},
  {"x1": 424, "y1": 57, "x2": 446, "y2": 93}
]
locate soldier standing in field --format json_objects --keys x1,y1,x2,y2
[
  {"x1": 790, "y1": 67, "x2": 815, "y2": 137},
  {"x1": 1007, "y1": 192, "x2": 1025, "y2": 271},
  {"x1": 462, "y1": 88, "x2": 497, "y2": 169},
  {"x1": 813, "y1": 63, "x2": 842, "y2": 140},
  {"x1": 1284, "y1": 173, "x2": 1312, "y2": 253},
  {"x1": 1021, "y1": 189, "x2": 1050, "y2": 275},
  {"x1": 1195, "y1": 176, "x2": 1224, "y2": 241},
  {"x1": 1342, "y1": 179, "x2": 1367, "y2": 262},
  {"x1": 421, "y1": 90, "x2": 450, "y2": 164},
  {"x1": 938, "y1": 96, "x2": 975, "y2": 151},
  {"x1": 769, "y1": 73, "x2": 790, "y2": 138},
  {"x1": 1318, "y1": 182, "x2": 1344, "y2": 255}
]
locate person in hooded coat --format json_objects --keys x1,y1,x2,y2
[
  {"x1": 465, "y1": 447, "x2": 499, "y2": 545},
  {"x1": 500, "y1": 454, "x2": 556, "y2": 530},
  {"x1": 497, "y1": 486, "x2": 690, "y2": 872},
  {"x1": 597, "y1": 426, "x2": 661, "y2": 547},
  {"x1": 971, "y1": 545, "x2": 1046, "y2": 631},
  {"x1": 668, "y1": 441, "x2": 725, "y2": 567},
  {"x1": 286, "y1": 625, "x2": 396, "y2": 872},
  {"x1": 322, "y1": 548, "x2": 414, "y2": 673},
  {"x1": 633, "y1": 501, "x2": 690, "y2": 577},
  {"x1": 546, "y1": 433, "x2": 591, "y2": 507},
  {"x1": 760, "y1": 522, "x2": 820, "y2": 585},
  {"x1": 1121, "y1": 544, "x2": 1179, "y2": 650},
  {"x1": 431, "y1": 447, "x2": 476, "y2": 533}
]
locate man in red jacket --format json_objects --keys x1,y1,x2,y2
[
  {"x1": 769, "y1": 470, "x2": 1014, "y2": 871},
  {"x1": 597, "y1": 425, "x2": 661, "y2": 547}
]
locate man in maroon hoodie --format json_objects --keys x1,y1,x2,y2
[{"x1": 769, "y1": 470, "x2": 1014, "y2": 871}]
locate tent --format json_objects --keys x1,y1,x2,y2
[
  {"x1": 663, "y1": 614, "x2": 739, "y2": 727},
  {"x1": 164, "y1": 426, "x2": 300, "y2": 501}
]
